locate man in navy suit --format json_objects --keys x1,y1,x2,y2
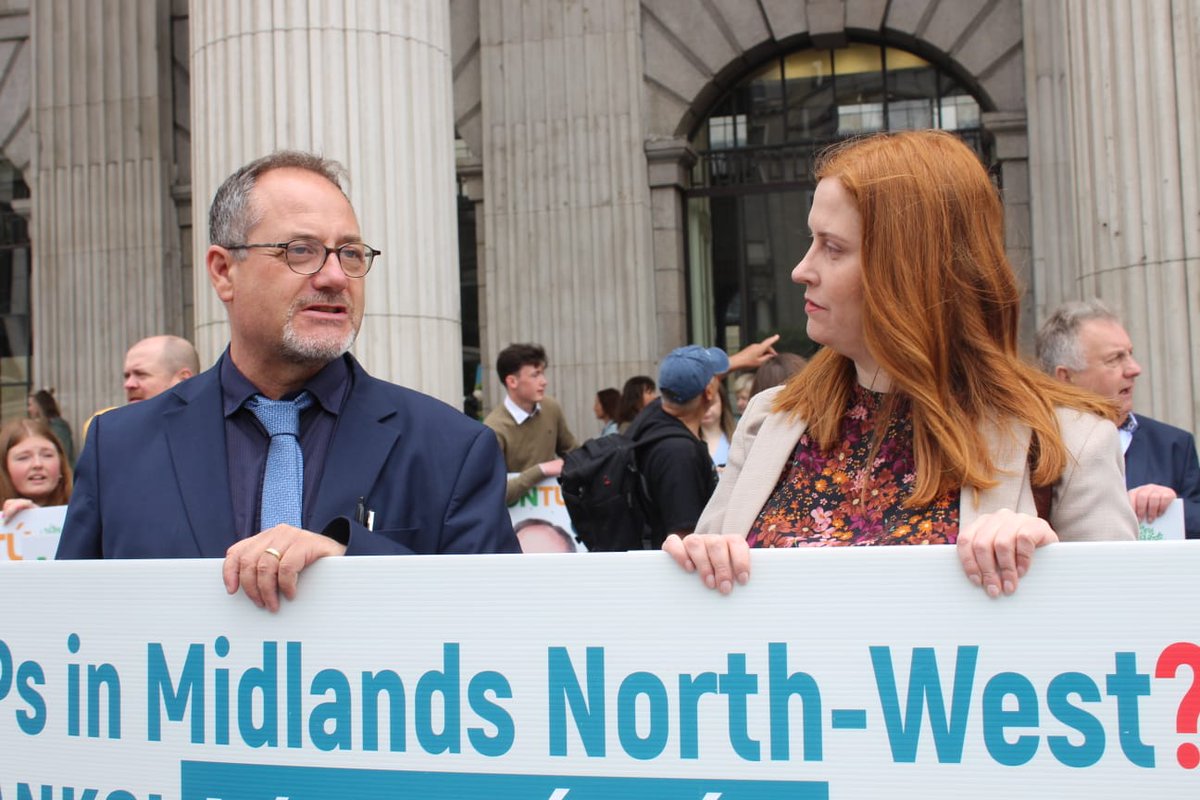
[
  {"x1": 1038, "y1": 299, "x2": 1200, "y2": 538},
  {"x1": 57, "y1": 151, "x2": 518, "y2": 608}
]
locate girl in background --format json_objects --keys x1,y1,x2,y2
[
  {"x1": 594, "y1": 388, "x2": 620, "y2": 436},
  {"x1": 1, "y1": 419, "x2": 73, "y2": 521}
]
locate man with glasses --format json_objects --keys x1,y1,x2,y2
[{"x1": 57, "y1": 151, "x2": 518, "y2": 608}]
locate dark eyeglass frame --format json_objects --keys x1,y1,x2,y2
[{"x1": 223, "y1": 238, "x2": 381, "y2": 278}]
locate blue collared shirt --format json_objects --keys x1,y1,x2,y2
[
  {"x1": 1119, "y1": 412, "x2": 1139, "y2": 455},
  {"x1": 221, "y1": 352, "x2": 352, "y2": 537}
]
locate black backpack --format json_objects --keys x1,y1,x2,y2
[{"x1": 558, "y1": 429, "x2": 695, "y2": 551}]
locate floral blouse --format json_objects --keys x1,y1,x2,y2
[{"x1": 747, "y1": 384, "x2": 959, "y2": 547}]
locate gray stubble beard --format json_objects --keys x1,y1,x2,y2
[{"x1": 279, "y1": 294, "x2": 360, "y2": 365}]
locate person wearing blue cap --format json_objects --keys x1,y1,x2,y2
[{"x1": 622, "y1": 345, "x2": 730, "y2": 549}]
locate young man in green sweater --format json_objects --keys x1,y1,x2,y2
[{"x1": 483, "y1": 343, "x2": 579, "y2": 504}]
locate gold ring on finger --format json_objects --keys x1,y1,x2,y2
[{"x1": 264, "y1": 547, "x2": 283, "y2": 561}]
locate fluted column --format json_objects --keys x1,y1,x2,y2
[
  {"x1": 1026, "y1": 0, "x2": 1200, "y2": 431},
  {"x1": 29, "y1": 0, "x2": 180, "y2": 432},
  {"x1": 189, "y1": 0, "x2": 462, "y2": 402},
  {"x1": 478, "y1": 0, "x2": 658, "y2": 435}
]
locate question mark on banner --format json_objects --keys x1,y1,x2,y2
[{"x1": 1155, "y1": 642, "x2": 1200, "y2": 768}]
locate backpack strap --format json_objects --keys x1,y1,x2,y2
[{"x1": 628, "y1": 426, "x2": 707, "y2": 525}]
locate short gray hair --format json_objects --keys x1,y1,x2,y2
[
  {"x1": 208, "y1": 151, "x2": 349, "y2": 248},
  {"x1": 1035, "y1": 299, "x2": 1121, "y2": 373}
]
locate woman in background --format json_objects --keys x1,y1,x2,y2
[
  {"x1": 731, "y1": 373, "x2": 754, "y2": 418},
  {"x1": 749, "y1": 352, "x2": 808, "y2": 399},
  {"x1": 594, "y1": 388, "x2": 620, "y2": 436},
  {"x1": 616, "y1": 375, "x2": 657, "y2": 433},
  {"x1": 28, "y1": 388, "x2": 75, "y2": 465},
  {"x1": 1, "y1": 419, "x2": 73, "y2": 521},
  {"x1": 700, "y1": 385, "x2": 735, "y2": 467},
  {"x1": 666, "y1": 130, "x2": 1136, "y2": 597}
]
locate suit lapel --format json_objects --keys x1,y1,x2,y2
[
  {"x1": 164, "y1": 370, "x2": 237, "y2": 556},
  {"x1": 309, "y1": 368, "x2": 400, "y2": 529}
]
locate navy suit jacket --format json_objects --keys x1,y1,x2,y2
[
  {"x1": 57, "y1": 355, "x2": 518, "y2": 558},
  {"x1": 1124, "y1": 414, "x2": 1200, "y2": 539}
]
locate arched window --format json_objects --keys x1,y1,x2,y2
[{"x1": 686, "y1": 42, "x2": 990, "y2": 357}]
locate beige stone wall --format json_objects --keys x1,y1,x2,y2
[
  {"x1": 1025, "y1": 0, "x2": 1200, "y2": 432},
  {"x1": 28, "y1": 0, "x2": 183, "y2": 434},
  {"x1": 466, "y1": 0, "x2": 660, "y2": 433},
  {"x1": 189, "y1": 0, "x2": 464, "y2": 403}
]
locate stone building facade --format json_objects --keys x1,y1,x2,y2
[{"x1": 0, "y1": 0, "x2": 1197, "y2": 441}]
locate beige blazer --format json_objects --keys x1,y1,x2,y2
[{"x1": 696, "y1": 386, "x2": 1138, "y2": 541}]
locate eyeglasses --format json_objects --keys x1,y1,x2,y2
[{"x1": 224, "y1": 238, "x2": 381, "y2": 278}]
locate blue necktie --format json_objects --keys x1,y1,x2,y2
[{"x1": 247, "y1": 392, "x2": 314, "y2": 530}]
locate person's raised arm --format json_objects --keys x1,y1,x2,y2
[{"x1": 726, "y1": 334, "x2": 780, "y2": 373}]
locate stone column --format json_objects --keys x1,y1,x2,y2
[
  {"x1": 981, "y1": 111, "x2": 1034, "y2": 346},
  {"x1": 477, "y1": 0, "x2": 658, "y2": 435},
  {"x1": 29, "y1": 0, "x2": 181, "y2": 434},
  {"x1": 189, "y1": 0, "x2": 462, "y2": 402},
  {"x1": 645, "y1": 138, "x2": 693, "y2": 352},
  {"x1": 1025, "y1": 0, "x2": 1200, "y2": 431}
]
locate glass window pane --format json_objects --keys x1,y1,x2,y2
[
  {"x1": 939, "y1": 94, "x2": 981, "y2": 130},
  {"x1": 782, "y1": 50, "x2": 836, "y2": 142},
  {"x1": 746, "y1": 60, "x2": 785, "y2": 147},
  {"x1": 739, "y1": 191, "x2": 819, "y2": 356},
  {"x1": 886, "y1": 61, "x2": 938, "y2": 130},
  {"x1": 708, "y1": 195, "x2": 744, "y2": 353},
  {"x1": 834, "y1": 45, "x2": 886, "y2": 135},
  {"x1": 0, "y1": 157, "x2": 32, "y2": 422}
]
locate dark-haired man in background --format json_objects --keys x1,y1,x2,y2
[{"x1": 484, "y1": 343, "x2": 579, "y2": 505}]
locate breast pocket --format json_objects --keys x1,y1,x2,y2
[{"x1": 370, "y1": 527, "x2": 420, "y2": 549}]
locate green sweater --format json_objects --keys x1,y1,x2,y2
[{"x1": 483, "y1": 396, "x2": 578, "y2": 505}]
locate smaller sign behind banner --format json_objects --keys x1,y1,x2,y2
[{"x1": 0, "y1": 504, "x2": 66, "y2": 561}]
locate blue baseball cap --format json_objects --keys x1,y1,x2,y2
[{"x1": 658, "y1": 345, "x2": 730, "y2": 403}]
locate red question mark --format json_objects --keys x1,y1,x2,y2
[{"x1": 1156, "y1": 642, "x2": 1200, "y2": 768}]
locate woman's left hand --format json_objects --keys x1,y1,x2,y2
[
  {"x1": 956, "y1": 508, "x2": 1058, "y2": 597},
  {"x1": 663, "y1": 532, "x2": 751, "y2": 594},
  {"x1": 2, "y1": 497, "x2": 37, "y2": 523}
]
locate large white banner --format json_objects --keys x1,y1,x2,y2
[{"x1": 1, "y1": 542, "x2": 1198, "y2": 798}]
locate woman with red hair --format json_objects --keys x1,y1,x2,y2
[{"x1": 666, "y1": 130, "x2": 1136, "y2": 596}]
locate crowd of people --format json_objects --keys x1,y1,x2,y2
[{"x1": 0, "y1": 130, "x2": 1191, "y2": 610}]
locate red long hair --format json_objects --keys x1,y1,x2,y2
[{"x1": 774, "y1": 131, "x2": 1113, "y2": 504}]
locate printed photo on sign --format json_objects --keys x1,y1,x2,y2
[{"x1": 507, "y1": 474, "x2": 585, "y2": 552}]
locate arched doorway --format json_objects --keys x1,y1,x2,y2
[{"x1": 685, "y1": 42, "x2": 992, "y2": 356}]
